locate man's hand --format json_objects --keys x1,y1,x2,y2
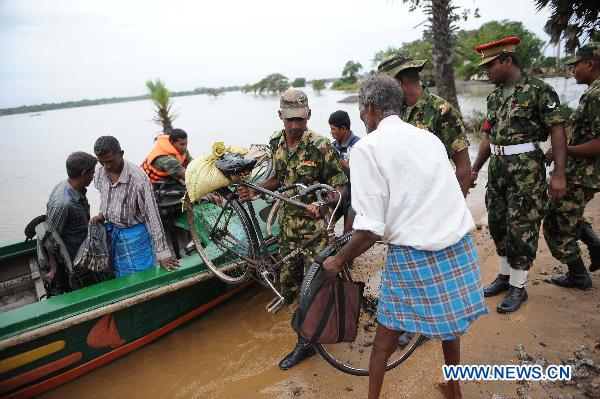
[
  {"x1": 90, "y1": 214, "x2": 105, "y2": 224},
  {"x1": 469, "y1": 171, "x2": 479, "y2": 188},
  {"x1": 323, "y1": 255, "x2": 343, "y2": 276},
  {"x1": 545, "y1": 148, "x2": 554, "y2": 166},
  {"x1": 306, "y1": 202, "x2": 321, "y2": 219},
  {"x1": 549, "y1": 174, "x2": 566, "y2": 200},
  {"x1": 237, "y1": 186, "x2": 256, "y2": 202},
  {"x1": 159, "y1": 258, "x2": 180, "y2": 271}
]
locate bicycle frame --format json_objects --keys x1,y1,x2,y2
[{"x1": 207, "y1": 180, "x2": 342, "y2": 313}]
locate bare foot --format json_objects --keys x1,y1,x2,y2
[{"x1": 436, "y1": 382, "x2": 462, "y2": 399}]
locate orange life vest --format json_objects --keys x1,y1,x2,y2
[{"x1": 141, "y1": 135, "x2": 186, "y2": 183}]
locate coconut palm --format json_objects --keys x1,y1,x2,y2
[{"x1": 146, "y1": 78, "x2": 176, "y2": 134}]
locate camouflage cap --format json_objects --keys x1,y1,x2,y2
[
  {"x1": 280, "y1": 89, "x2": 309, "y2": 118},
  {"x1": 565, "y1": 42, "x2": 600, "y2": 65},
  {"x1": 377, "y1": 51, "x2": 427, "y2": 78}
]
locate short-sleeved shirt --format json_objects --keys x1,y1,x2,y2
[
  {"x1": 46, "y1": 180, "x2": 90, "y2": 260},
  {"x1": 269, "y1": 129, "x2": 348, "y2": 239},
  {"x1": 400, "y1": 87, "x2": 469, "y2": 158},
  {"x1": 486, "y1": 73, "x2": 565, "y2": 146},
  {"x1": 566, "y1": 77, "x2": 600, "y2": 189},
  {"x1": 151, "y1": 150, "x2": 193, "y2": 177}
]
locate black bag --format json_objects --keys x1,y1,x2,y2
[
  {"x1": 73, "y1": 224, "x2": 112, "y2": 273},
  {"x1": 292, "y1": 261, "x2": 364, "y2": 344}
]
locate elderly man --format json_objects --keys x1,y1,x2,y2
[
  {"x1": 543, "y1": 42, "x2": 600, "y2": 289},
  {"x1": 238, "y1": 89, "x2": 348, "y2": 370},
  {"x1": 324, "y1": 74, "x2": 487, "y2": 399},
  {"x1": 378, "y1": 51, "x2": 471, "y2": 197},
  {"x1": 470, "y1": 36, "x2": 567, "y2": 313},
  {"x1": 45, "y1": 151, "x2": 98, "y2": 292},
  {"x1": 91, "y1": 136, "x2": 179, "y2": 277}
]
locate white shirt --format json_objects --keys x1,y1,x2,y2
[{"x1": 350, "y1": 115, "x2": 474, "y2": 250}]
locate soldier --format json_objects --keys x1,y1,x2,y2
[
  {"x1": 470, "y1": 36, "x2": 567, "y2": 313},
  {"x1": 378, "y1": 51, "x2": 472, "y2": 197},
  {"x1": 543, "y1": 42, "x2": 600, "y2": 289},
  {"x1": 237, "y1": 89, "x2": 348, "y2": 370}
]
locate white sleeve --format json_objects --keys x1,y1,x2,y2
[{"x1": 349, "y1": 145, "x2": 387, "y2": 236}]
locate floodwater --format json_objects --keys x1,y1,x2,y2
[
  {"x1": 0, "y1": 78, "x2": 585, "y2": 242},
  {"x1": 2, "y1": 77, "x2": 587, "y2": 398}
]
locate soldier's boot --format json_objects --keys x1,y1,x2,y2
[
  {"x1": 483, "y1": 274, "x2": 510, "y2": 297},
  {"x1": 551, "y1": 257, "x2": 592, "y2": 290},
  {"x1": 579, "y1": 225, "x2": 600, "y2": 272},
  {"x1": 496, "y1": 286, "x2": 528, "y2": 313},
  {"x1": 279, "y1": 335, "x2": 316, "y2": 370}
]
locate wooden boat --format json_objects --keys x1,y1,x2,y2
[{"x1": 0, "y1": 199, "x2": 274, "y2": 398}]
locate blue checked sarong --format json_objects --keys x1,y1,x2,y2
[
  {"x1": 106, "y1": 222, "x2": 156, "y2": 278},
  {"x1": 377, "y1": 234, "x2": 488, "y2": 340}
]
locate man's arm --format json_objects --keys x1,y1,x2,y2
[
  {"x1": 137, "y1": 181, "x2": 179, "y2": 269},
  {"x1": 237, "y1": 175, "x2": 280, "y2": 202},
  {"x1": 339, "y1": 159, "x2": 350, "y2": 172},
  {"x1": 568, "y1": 138, "x2": 600, "y2": 157},
  {"x1": 548, "y1": 123, "x2": 567, "y2": 200},
  {"x1": 451, "y1": 148, "x2": 471, "y2": 197},
  {"x1": 323, "y1": 230, "x2": 380, "y2": 274},
  {"x1": 470, "y1": 133, "x2": 491, "y2": 188}
]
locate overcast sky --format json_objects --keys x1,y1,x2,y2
[{"x1": 0, "y1": 0, "x2": 559, "y2": 108}]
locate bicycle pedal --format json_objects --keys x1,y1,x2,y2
[{"x1": 266, "y1": 297, "x2": 285, "y2": 314}]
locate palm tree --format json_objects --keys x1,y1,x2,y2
[
  {"x1": 146, "y1": 78, "x2": 176, "y2": 134},
  {"x1": 429, "y1": 0, "x2": 459, "y2": 108}
]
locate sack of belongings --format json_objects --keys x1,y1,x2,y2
[
  {"x1": 73, "y1": 223, "x2": 112, "y2": 273},
  {"x1": 185, "y1": 141, "x2": 249, "y2": 202}
]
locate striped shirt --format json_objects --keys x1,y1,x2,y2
[{"x1": 94, "y1": 159, "x2": 171, "y2": 260}]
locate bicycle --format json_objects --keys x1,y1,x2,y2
[{"x1": 183, "y1": 152, "x2": 423, "y2": 375}]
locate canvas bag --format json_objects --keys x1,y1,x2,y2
[{"x1": 292, "y1": 261, "x2": 364, "y2": 344}]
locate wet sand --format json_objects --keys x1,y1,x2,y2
[{"x1": 40, "y1": 196, "x2": 600, "y2": 399}]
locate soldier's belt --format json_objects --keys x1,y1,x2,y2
[{"x1": 490, "y1": 142, "x2": 539, "y2": 156}]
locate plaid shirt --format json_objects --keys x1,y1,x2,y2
[{"x1": 94, "y1": 159, "x2": 171, "y2": 260}]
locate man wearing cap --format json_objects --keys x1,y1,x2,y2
[
  {"x1": 470, "y1": 36, "x2": 567, "y2": 313},
  {"x1": 237, "y1": 89, "x2": 348, "y2": 370},
  {"x1": 378, "y1": 51, "x2": 472, "y2": 197},
  {"x1": 543, "y1": 42, "x2": 600, "y2": 289}
]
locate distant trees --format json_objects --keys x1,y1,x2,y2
[
  {"x1": 292, "y1": 77, "x2": 306, "y2": 87},
  {"x1": 373, "y1": 20, "x2": 545, "y2": 82},
  {"x1": 243, "y1": 73, "x2": 290, "y2": 95},
  {"x1": 332, "y1": 61, "x2": 363, "y2": 90},
  {"x1": 311, "y1": 79, "x2": 326, "y2": 93},
  {"x1": 207, "y1": 88, "x2": 224, "y2": 98},
  {"x1": 146, "y1": 78, "x2": 176, "y2": 134}
]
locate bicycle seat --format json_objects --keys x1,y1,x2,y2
[{"x1": 215, "y1": 153, "x2": 257, "y2": 175}]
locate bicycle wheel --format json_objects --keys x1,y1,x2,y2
[
  {"x1": 314, "y1": 239, "x2": 425, "y2": 376},
  {"x1": 186, "y1": 188, "x2": 258, "y2": 284}
]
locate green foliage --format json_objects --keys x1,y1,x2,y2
[
  {"x1": 373, "y1": 20, "x2": 545, "y2": 82},
  {"x1": 292, "y1": 77, "x2": 306, "y2": 87},
  {"x1": 453, "y1": 20, "x2": 543, "y2": 79},
  {"x1": 463, "y1": 109, "x2": 487, "y2": 139},
  {"x1": 146, "y1": 78, "x2": 175, "y2": 134},
  {"x1": 250, "y1": 73, "x2": 290, "y2": 94},
  {"x1": 341, "y1": 61, "x2": 363, "y2": 83},
  {"x1": 311, "y1": 80, "x2": 326, "y2": 93},
  {"x1": 206, "y1": 88, "x2": 224, "y2": 98}
]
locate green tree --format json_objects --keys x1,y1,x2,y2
[
  {"x1": 207, "y1": 88, "x2": 224, "y2": 98},
  {"x1": 292, "y1": 77, "x2": 306, "y2": 87},
  {"x1": 255, "y1": 73, "x2": 289, "y2": 94},
  {"x1": 146, "y1": 78, "x2": 176, "y2": 134},
  {"x1": 453, "y1": 20, "x2": 544, "y2": 79},
  {"x1": 535, "y1": 0, "x2": 600, "y2": 53},
  {"x1": 341, "y1": 61, "x2": 363, "y2": 83},
  {"x1": 311, "y1": 79, "x2": 326, "y2": 93}
]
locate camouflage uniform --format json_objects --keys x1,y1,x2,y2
[
  {"x1": 152, "y1": 150, "x2": 192, "y2": 176},
  {"x1": 269, "y1": 129, "x2": 347, "y2": 305},
  {"x1": 401, "y1": 87, "x2": 470, "y2": 158},
  {"x1": 486, "y1": 73, "x2": 565, "y2": 270},
  {"x1": 544, "y1": 77, "x2": 600, "y2": 263}
]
